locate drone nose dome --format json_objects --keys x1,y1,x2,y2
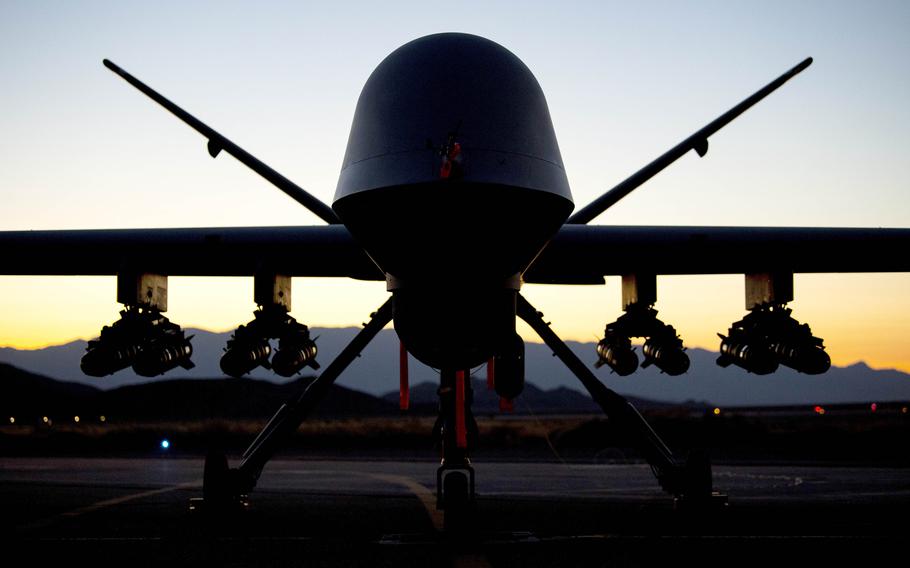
[
  {"x1": 333, "y1": 34, "x2": 574, "y2": 283},
  {"x1": 334, "y1": 32, "x2": 572, "y2": 202}
]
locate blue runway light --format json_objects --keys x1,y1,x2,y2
[{"x1": 160, "y1": 439, "x2": 170, "y2": 450}]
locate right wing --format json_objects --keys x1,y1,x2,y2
[{"x1": 525, "y1": 225, "x2": 910, "y2": 284}]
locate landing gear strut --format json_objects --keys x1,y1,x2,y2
[
  {"x1": 196, "y1": 293, "x2": 723, "y2": 520},
  {"x1": 434, "y1": 369, "x2": 478, "y2": 531},
  {"x1": 196, "y1": 297, "x2": 395, "y2": 510},
  {"x1": 517, "y1": 294, "x2": 725, "y2": 506}
]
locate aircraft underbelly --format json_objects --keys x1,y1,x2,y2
[{"x1": 333, "y1": 182, "x2": 572, "y2": 284}]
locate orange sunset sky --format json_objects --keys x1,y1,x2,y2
[{"x1": 1, "y1": 2, "x2": 909, "y2": 372}]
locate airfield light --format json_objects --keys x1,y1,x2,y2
[
  {"x1": 100, "y1": 415, "x2": 107, "y2": 423},
  {"x1": 160, "y1": 439, "x2": 170, "y2": 450},
  {"x1": 713, "y1": 408, "x2": 721, "y2": 416},
  {"x1": 870, "y1": 403, "x2": 878, "y2": 413},
  {"x1": 74, "y1": 416, "x2": 80, "y2": 423},
  {"x1": 8, "y1": 417, "x2": 14, "y2": 424},
  {"x1": 814, "y1": 405, "x2": 826, "y2": 415},
  {"x1": 903, "y1": 407, "x2": 908, "y2": 414},
  {"x1": 42, "y1": 416, "x2": 49, "y2": 424}
]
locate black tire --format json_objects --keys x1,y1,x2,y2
[
  {"x1": 203, "y1": 451, "x2": 231, "y2": 505},
  {"x1": 442, "y1": 471, "x2": 471, "y2": 532},
  {"x1": 683, "y1": 448, "x2": 713, "y2": 498}
]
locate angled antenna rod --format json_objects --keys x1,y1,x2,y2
[
  {"x1": 567, "y1": 57, "x2": 813, "y2": 225},
  {"x1": 103, "y1": 59, "x2": 341, "y2": 225}
]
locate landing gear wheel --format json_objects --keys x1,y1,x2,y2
[
  {"x1": 196, "y1": 451, "x2": 250, "y2": 514},
  {"x1": 673, "y1": 449, "x2": 728, "y2": 513},
  {"x1": 683, "y1": 448, "x2": 712, "y2": 499},
  {"x1": 203, "y1": 451, "x2": 231, "y2": 504},
  {"x1": 442, "y1": 470, "x2": 472, "y2": 533}
]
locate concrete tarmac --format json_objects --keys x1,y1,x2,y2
[{"x1": 2, "y1": 457, "x2": 908, "y2": 566}]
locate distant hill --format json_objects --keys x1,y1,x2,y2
[
  {"x1": 0, "y1": 362, "x2": 396, "y2": 421},
  {"x1": 0, "y1": 363, "x2": 99, "y2": 417},
  {"x1": 3, "y1": 363, "x2": 645, "y2": 421},
  {"x1": 4, "y1": 328, "x2": 910, "y2": 406},
  {"x1": 380, "y1": 379, "x2": 682, "y2": 415}
]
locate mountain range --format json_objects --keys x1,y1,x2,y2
[
  {"x1": 0, "y1": 362, "x2": 628, "y2": 420},
  {"x1": 3, "y1": 327, "x2": 910, "y2": 406}
]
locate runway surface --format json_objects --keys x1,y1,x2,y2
[{"x1": 2, "y1": 457, "x2": 908, "y2": 566}]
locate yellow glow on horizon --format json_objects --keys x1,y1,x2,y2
[
  {"x1": 0, "y1": 276, "x2": 391, "y2": 349},
  {"x1": 518, "y1": 273, "x2": 910, "y2": 372},
  {"x1": 1, "y1": 273, "x2": 909, "y2": 373}
]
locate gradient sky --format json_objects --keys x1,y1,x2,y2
[{"x1": 1, "y1": 1, "x2": 909, "y2": 371}]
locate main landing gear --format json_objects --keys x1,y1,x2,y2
[
  {"x1": 194, "y1": 297, "x2": 395, "y2": 512},
  {"x1": 194, "y1": 293, "x2": 724, "y2": 525},
  {"x1": 516, "y1": 294, "x2": 726, "y2": 508}
]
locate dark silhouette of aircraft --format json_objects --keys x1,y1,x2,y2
[{"x1": 2, "y1": 33, "x2": 909, "y2": 526}]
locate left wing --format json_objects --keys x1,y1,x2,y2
[{"x1": 0, "y1": 226, "x2": 382, "y2": 279}]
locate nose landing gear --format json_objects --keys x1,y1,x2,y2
[{"x1": 434, "y1": 368, "x2": 478, "y2": 533}]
